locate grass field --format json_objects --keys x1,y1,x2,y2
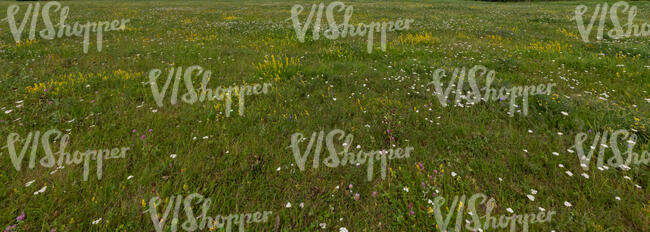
[{"x1": 0, "y1": 0, "x2": 649, "y2": 231}]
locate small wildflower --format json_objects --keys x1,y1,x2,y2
[{"x1": 16, "y1": 211, "x2": 25, "y2": 221}]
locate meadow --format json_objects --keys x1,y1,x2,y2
[{"x1": 0, "y1": 0, "x2": 649, "y2": 231}]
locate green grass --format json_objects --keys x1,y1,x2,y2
[{"x1": 0, "y1": 0, "x2": 649, "y2": 231}]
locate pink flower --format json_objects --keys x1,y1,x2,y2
[
  {"x1": 409, "y1": 210, "x2": 415, "y2": 216},
  {"x1": 148, "y1": 129, "x2": 152, "y2": 133},
  {"x1": 354, "y1": 193, "x2": 360, "y2": 201},
  {"x1": 408, "y1": 203, "x2": 413, "y2": 210},
  {"x1": 90, "y1": 100, "x2": 95, "y2": 104},
  {"x1": 348, "y1": 184, "x2": 353, "y2": 189},
  {"x1": 433, "y1": 169, "x2": 438, "y2": 174},
  {"x1": 132, "y1": 129, "x2": 136, "y2": 133},
  {"x1": 16, "y1": 211, "x2": 25, "y2": 221},
  {"x1": 140, "y1": 135, "x2": 146, "y2": 140},
  {"x1": 372, "y1": 191, "x2": 377, "y2": 198}
]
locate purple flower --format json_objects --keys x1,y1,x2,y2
[
  {"x1": 132, "y1": 129, "x2": 136, "y2": 133},
  {"x1": 421, "y1": 182, "x2": 426, "y2": 188},
  {"x1": 417, "y1": 162, "x2": 424, "y2": 171},
  {"x1": 4, "y1": 224, "x2": 16, "y2": 232},
  {"x1": 16, "y1": 211, "x2": 25, "y2": 221},
  {"x1": 140, "y1": 135, "x2": 146, "y2": 140},
  {"x1": 148, "y1": 129, "x2": 152, "y2": 133},
  {"x1": 354, "y1": 193, "x2": 360, "y2": 201},
  {"x1": 409, "y1": 210, "x2": 415, "y2": 216}
]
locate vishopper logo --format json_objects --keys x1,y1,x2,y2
[
  {"x1": 570, "y1": 129, "x2": 649, "y2": 171},
  {"x1": 574, "y1": 1, "x2": 649, "y2": 42},
  {"x1": 148, "y1": 193, "x2": 272, "y2": 232},
  {"x1": 428, "y1": 65, "x2": 556, "y2": 117},
  {"x1": 290, "y1": 1, "x2": 414, "y2": 53},
  {"x1": 1, "y1": 129, "x2": 129, "y2": 181},
  {"x1": 1, "y1": 1, "x2": 130, "y2": 53},
  {"x1": 289, "y1": 129, "x2": 413, "y2": 181},
  {"x1": 148, "y1": 65, "x2": 272, "y2": 117},
  {"x1": 431, "y1": 193, "x2": 555, "y2": 232}
]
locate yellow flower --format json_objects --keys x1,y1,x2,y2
[{"x1": 142, "y1": 199, "x2": 147, "y2": 208}]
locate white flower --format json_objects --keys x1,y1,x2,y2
[
  {"x1": 127, "y1": 175, "x2": 134, "y2": 180},
  {"x1": 299, "y1": 202, "x2": 304, "y2": 208},
  {"x1": 526, "y1": 195, "x2": 535, "y2": 201},
  {"x1": 567, "y1": 149, "x2": 574, "y2": 153},
  {"x1": 170, "y1": 154, "x2": 177, "y2": 159},
  {"x1": 333, "y1": 98, "x2": 337, "y2": 101},
  {"x1": 624, "y1": 176, "x2": 631, "y2": 180},
  {"x1": 552, "y1": 152, "x2": 559, "y2": 156},
  {"x1": 560, "y1": 111, "x2": 568, "y2": 116},
  {"x1": 92, "y1": 218, "x2": 102, "y2": 224},
  {"x1": 558, "y1": 164, "x2": 564, "y2": 168},
  {"x1": 4, "y1": 109, "x2": 13, "y2": 114},
  {"x1": 451, "y1": 172, "x2": 457, "y2": 177},
  {"x1": 33, "y1": 186, "x2": 47, "y2": 195},
  {"x1": 531, "y1": 189, "x2": 538, "y2": 195},
  {"x1": 285, "y1": 202, "x2": 291, "y2": 208},
  {"x1": 498, "y1": 177, "x2": 503, "y2": 182},
  {"x1": 528, "y1": 130, "x2": 533, "y2": 134},
  {"x1": 506, "y1": 208, "x2": 514, "y2": 213},
  {"x1": 538, "y1": 207, "x2": 546, "y2": 212},
  {"x1": 564, "y1": 201, "x2": 572, "y2": 207},
  {"x1": 276, "y1": 167, "x2": 281, "y2": 172},
  {"x1": 565, "y1": 171, "x2": 573, "y2": 176},
  {"x1": 340, "y1": 228, "x2": 348, "y2": 232},
  {"x1": 25, "y1": 180, "x2": 35, "y2": 187},
  {"x1": 523, "y1": 149, "x2": 528, "y2": 153},
  {"x1": 615, "y1": 196, "x2": 621, "y2": 201},
  {"x1": 581, "y1": 173, "x2": 590, "y2": 179},
  {"x1": 319, "y1": 223, "x2": 327, "y2": 229},
  {"x1": 403, "y1": 187, "x2": 409, "y2": 192},
  {"x1": 557, "y1": 132, "x2": 563, "y2": 136}
]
